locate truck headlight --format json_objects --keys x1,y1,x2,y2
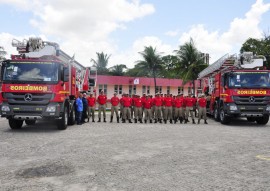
[
  {"x1": 266, "y1": 106, "x2": 270, "y2": 111},
  {"x1": 229, "y1": 105, "x2": 238, "y2": 111},
  {"x1": 1, "y1": 105, "x2": 10, "y2": 112},
  {"x1": 46, "y1": 106, "x2": 56, "y2": 112}
]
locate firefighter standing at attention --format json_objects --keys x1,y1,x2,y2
[
  {"x1": 97, "y1": 90, "x2": 107, "y2": 122},
  {"x1": 197, "y1": 94, "x2": 208, "y2": 124},
  {"x1": 110, "y1": 92, "x2": 120, "y2": 123}
]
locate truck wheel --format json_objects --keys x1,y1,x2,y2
[
  {"x1": 219, "y1": 107, "x2": 230, "y2": 124},
  {"x1": 214, "y1": 106, "x2": 220, "y2": 121},
  {"x1": 9, "y1": 119, "x2": 23, "y2": 129},
  {"x1": 68, "y1": 106, "x2": 76, "y2": 125},
  {"x1": 256, "y1": 115, "x2": 269, "y2": 125},
  {"x1": 57, "y1": 106, "x2": 68, "y2": 130},
  {"x1": 25, "y1": 120, "x2": 36, "y2": 125}
]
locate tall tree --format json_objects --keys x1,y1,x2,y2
[
  {"x1": 109, "y1": 64, "x2": 127, "y2": 76},
  {"x1": 136, "y1": 46, "x2": 162, "y2": 93},
  {"x1": 160, "y1": 55, "x2": 179, "y2": 78},
  {"x1": 175, "y1": 38, "x2": 208, "y2": 94},
  {"x1": 90, "y1": 52, "x2": 110, "y2": 75}
]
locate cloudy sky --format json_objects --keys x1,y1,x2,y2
[{"x1": 0, "y1": 0, "x2": 270, "y2": 68}]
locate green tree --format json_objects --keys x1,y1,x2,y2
[
  {"x1": 175, "y1": 38, "x2": 208, "y2": 94},
  {"x1": 109, "y1": 64, "x2": 127, "y2": 76},
  {"x1": 240, "y1": 35, "x2": 270, "y2": 68},
  {"x1": 90, "y1": 52, "x2": 110, "y2": 75},
  {"x1": 160, "y1": 55, "x2": 179, "y2": 78},
  {"x1": 136, "y1": 46, "x2": 163, "y2": 93}
]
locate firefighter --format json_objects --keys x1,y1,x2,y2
[
  {"x1": 184, "y1": 93, "x2": 196, "y2": 124},
  {"x1": 97, "y1": 90, "x2": 107, "y2": 122},
  {"x1": 87, "y1": 92, "x2": 96, "y2": 122},
  {"x1": 164, "y1": 93, "x2": 173, "y2": 124},
  {"x1": 119, "y1": 94, "x2": 124, "y2": 119},
  {"x1": 197, "y1": 94, "x2": 208, "y2": 124},
  {"x1": 110, "y1": 92, "x2": 120, "y2": 123},
  {"x1": 143, "y1": 94, "x2": 152, "y2": 123},
  {"x1": 122, "y1": 93, "x2": 132, "y2": 123},
  {"x1": 133, "y1": 95, "x2": 143, "y2": 123},
  {"x1": 173, "y1": 93, "x2": 185, "y2": 123},
  {"x1": 153, "y1": 93, "x2": 163, "y2": 123}
]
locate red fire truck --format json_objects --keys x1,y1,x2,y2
[
  {"x1": 0, "y1": 37, "x2": 96, "y2": 130},
  {"x1": 198, "y1": 52, "x2": 270, "y2": 124}
]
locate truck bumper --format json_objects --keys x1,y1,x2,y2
[
  {"x1": 0, "y1": 102, "x2": 62, "y2": 120},
  {"x1": 223, "y1": 103, "x2": 270, "y2": 117}
]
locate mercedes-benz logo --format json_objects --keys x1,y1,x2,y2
[
  {"x1": 249, "y1": 96, "x2": 255, "y2": 103},
  {"x1": 24, "y1": 93, "x2": 33, "y2": 102}
]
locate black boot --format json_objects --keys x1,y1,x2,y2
[
  {"x1": 154, "y1": 119, "x2": 157, "y2": 123},
  {"x1": 144, "y1": 119, "x2": 147, "y2": 123},
  {"x1": 134, "y1": 119, "x2": 137, "y2": 123},
  {"x1": 87, "y1": 118, "x2": 89, "y2": 122},
  {"x1": 170, "y1": 119, "x2": 173, "y2": 124},
  {"x1": 117, "y1": 117, "x2": 119, "y2": 123},
  {"x1": 98, "y1": 118, "x2": 101, "y2": 122},
  {"x1": 104, "y1": 118, "x2": 106, "y2": 122},
  {"x1": 180, "y1": 117, "x2": 183, "y2": 124},
  {"x1": 204, "y1": 120, "x2": 208, "y2": 124},
  {"x1": 164, "y1": 120, "x2": 167, "y2": 124},
  {"x1": 159, "y1": 119, "x2": 162, "y2": 123},
  {"x1": 92, "y1": 118, "x2": 95, "y2": 122},
  {"x1": 192, "y1": 119, "x2": 195, "y2": 124},
  {"x1": 150, "y1": 119, "x2": 152, "y2": 123},
  {"x1": 198, "y1": 119, "x2": 200, "y2": 124},
  {"x1": 122, "y1": 119, "x2": 126, "y2": 123},
  {"x1": 140, "y1": 119, "x2": 143, "y2": 123},
  {"x1": 174, "y1": 118, "x2": 177, "y2": 124},
  {"x1": 110, "y1": 116, "x2": 113, "y2": 123},
  {"x1": 184, "y1": 119, "x2": 188, "y2": 124},
  {"x1": 129, "y1": 119, "x2": 133, "y2": 123}
]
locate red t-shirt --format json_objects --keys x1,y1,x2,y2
[
  {"x1": 164, "y1": 97, "x2": 173, "y2": 107},
  {"x1": 198, "y1": 98, "x2": 207, "y2": 107},
  {"x1": 173, "y1": 97, "x2": 185, "y2": 108},
  {"x1": 110, "y1": 96, "x2": 120, "y2": 106},
  {"x1": 134, "y1": 97, "x2": 143, "y2": 107},
  {"x1": 87, "y1": 97, "x2": 96, "y2": 107},
  {"x1": 143, "y1": 99, "x2": 152, "y2": 109},
  {"x1": 97, "y1": 95, "x2": 107, "y2": 105},
  {"x1": 122, "y1": 97, "x2": 132, "y2": 107},
  {"x1": 153, "y1": 97, "x2": 163, "y2": 106},
  {"x1": 185, "y1": 97, "x2": 195, "y2": 107}
]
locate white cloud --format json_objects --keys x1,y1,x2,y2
[
  {"x1": 165, "y1": 30, "x2": 179, "y2": 37},
  {"x1": 178, "y1": 0, "x2": 270, "y2": 63}
]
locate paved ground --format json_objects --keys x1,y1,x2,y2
[{"x1": 0, "y1": 116, "x2": 270, "y2": 191}]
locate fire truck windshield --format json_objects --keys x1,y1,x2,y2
[
  {"x1": 228, "y1": 72, "x2": 270, "y2": 88},
  {"x1": 2, "y1": 61, "x2": 59, "y2": 83}
]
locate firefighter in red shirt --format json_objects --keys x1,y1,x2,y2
[
  {"x1": 119, "y1": 94, "x2": 124, "y2": 119},
  {"x1": 110, "y1": 92, "x2": 120, "y2": 123},
  {"x1": 133, "y1": 95, "x2": 143, "y2": 123},
  {"x1": 153, "y1": 93, "x2": 163, "y2": 123},
  {"x1": 197, "y1": 94, "x2": 208, "y2": 124},
  {"x1": 143, "y1": 95, "x2": 152, "y2": 123},
  {"x1": 87, "y1": 92, "x2": 96, "y2": 122},
  {"x1": 173, "y1": 93, "x2": 185, "y2": 123},
  {"x1": 164, "y1": 93, "x2": 173, "y2": 124},
  {"x1": 184, "y1": 93, "x2": 196, "y2": 124},
  {"x1": 97, "y1": 90, "x2": 107, "y2": 122},
  {"x1": 122, "y1": 93, "x2": 132, "y2": 123}
]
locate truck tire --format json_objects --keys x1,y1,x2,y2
[
  {"x1": 68, "y1": 106, "x2": 76, "y2": 125},
  {"x1": 219, "y1": 107, "x2": 230, "y2": 124},
  {"x1": 214, "y1": 105, "x2": 220, "y2": 121},
  {"x1": 9, "y1": 119, "x2": 23, "y2": 129},
  {"x1": 57, "y1": 105, "x2": 68, "y2": 130},
  {"x1": 247, "y1": 117, "x2": 256, "y2": 122},
  {"x1": 25, "y1": 120, "x2": 36, "y2": 125},
  {"x1": 256, "y1": 115, "x2": 269, "y2": 125}
]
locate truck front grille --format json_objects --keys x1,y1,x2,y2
[{"x1": 4, "y1": 93, "x2": 53, "y2": 105}]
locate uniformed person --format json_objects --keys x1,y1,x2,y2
[
  {"x1": 184, "y1": 93, "x2": 196, "y2": 124},
  {"x1": 97, "y1": 90, "x2": 107, "y2": 122},
  {"x1": 164, "y1": 93, "x2": 173, "y2": 124},
  {"x1": 87, "y1": 92, "x2": 96, "y2": 122},
  {"x1": 122, "y1": 93, "x2": 132, "y2": 123},
  {"x1": 133, "y1": 95, "x2": 143, "y2": 123},
  {"x1": 143, "y1": 94, "x2": 152, "y2": 123},
  {"x1": 197, "y1": 94, "x2": 208, "y2": 124},
  {"x1": 110, "y1": 92, "x2": 120, "y2": 123}
]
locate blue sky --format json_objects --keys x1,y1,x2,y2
[{"x1": 0, "y1": 0, "x2": 270, "y2": 68}]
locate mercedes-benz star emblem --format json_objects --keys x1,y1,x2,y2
[
  {"x1": 249, "y1": 96, "x2": 255, "y2": 103},
  {"x1": 24, "y1": 93, "x2": 33, "y2": 102}
]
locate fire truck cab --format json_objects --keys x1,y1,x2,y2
[{"x1": 198, "y1": 52, "x2": 270, "y2": 125}]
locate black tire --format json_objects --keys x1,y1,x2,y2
[
  {"x1": 57, "y1": 105, "x2": 68, "y2": 130},
  {"x1": 68, "y1": 105, "x2": 76, "y2": 125},
  {"x1": 220, "y1": 107, "x2": 230, "y2": 124},
  {"x1": 25, "y1": 120, "x2": 36, "y2": 125},
  {"x1": 247, "y1": 117, "x2": 256, "y2": 122},
  {"x1": 214, "y1": 105, "x2": 220, "y2": 121},
  {"x1": 9, "y1": 119, "x2": 23, "y2": 129},
  {"x1": 256, "y1": 115, "x2": 269, "y2": 125}
]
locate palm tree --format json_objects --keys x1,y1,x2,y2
[
  {"x1": 109, "y1": 64, "x2": 127, "y2": 76},
  {"x1": 136, "y1": 46, "x2": 162, "y2": 93},
  {"x1": 90, "y1": 52, "x2": 111, "y2": 75},
  {"x1": 175, "y1": 38, "x2": 208, "y2": 94}
]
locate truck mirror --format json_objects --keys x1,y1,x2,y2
[{"x1": 63, "y1": 67, "x2": 69, "y2": 82}]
